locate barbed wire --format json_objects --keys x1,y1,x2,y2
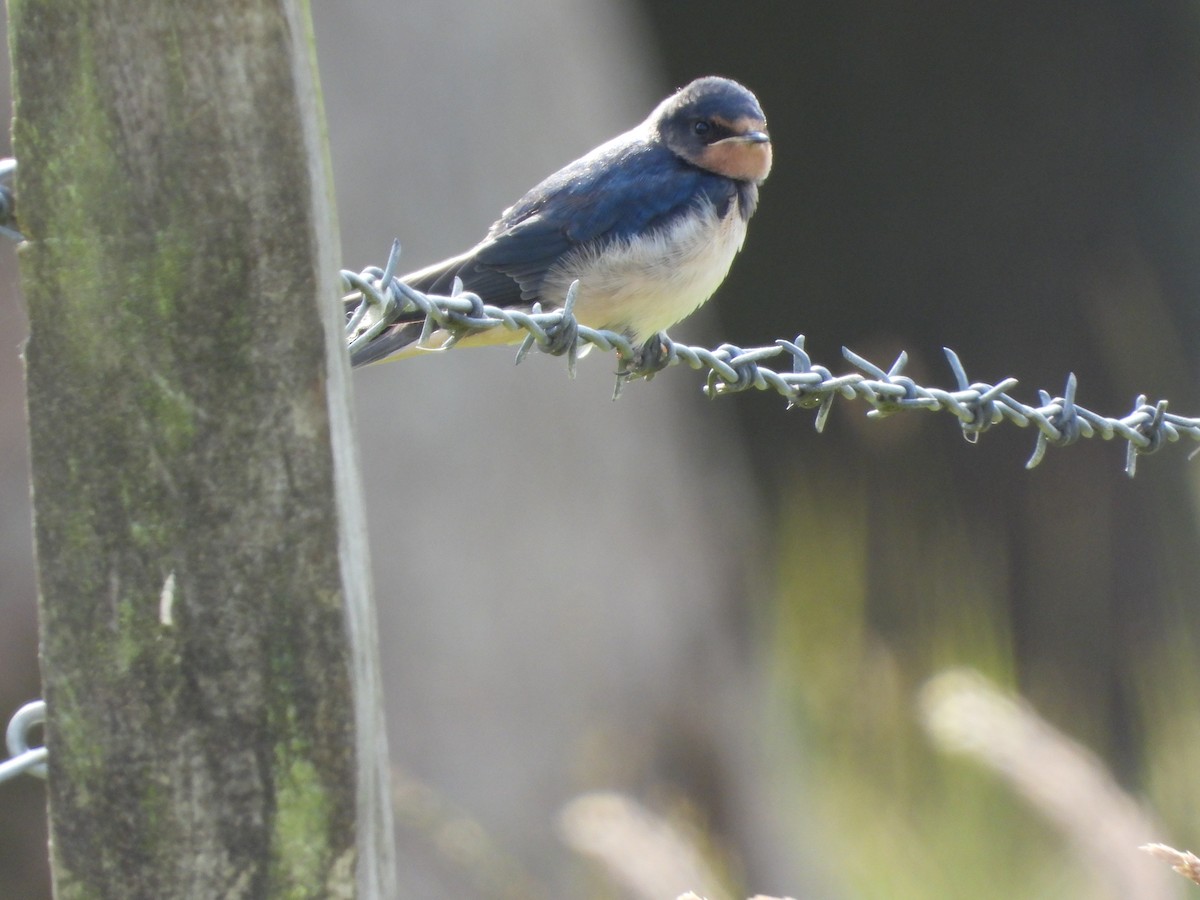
[
  {"x1": 344, "y1": 240, "x2": 1196, "y2": 477},
  {"x1": 0, "y1": 700, "x2": 47, "y2": 785},
  {"x1": 0, "y1": 156, "x2": 1190, "y2": 479}
]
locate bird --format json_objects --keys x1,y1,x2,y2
[{"x1": 347, "y1": 76, "x2": 771, "y2": 367}]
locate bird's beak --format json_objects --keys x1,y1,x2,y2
[{"x1": 719, "y1": 130, "x2": 770, "y2": 145}]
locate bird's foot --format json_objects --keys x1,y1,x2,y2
[{"x1": 613, "y1": 332, "x2": 672, "y2": 398}]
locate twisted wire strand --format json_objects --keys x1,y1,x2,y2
[
  {"x1": 345, "y1": 241, "x2": 1198, "y2": 477},
  {"x1": 0, "y1": 700, "x2": 46, "y2": 785}
]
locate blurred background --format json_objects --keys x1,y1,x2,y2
[{"x1": 4, "y1": 2, "x2": 1200, "y2": 897}]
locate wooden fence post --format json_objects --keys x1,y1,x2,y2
[{"x1": 8, "y1": 1, "x2": 396, "y2": 896}]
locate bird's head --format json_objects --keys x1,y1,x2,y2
[{"x1": 654, "y1": 76, "x2": 772, "y2": 184}]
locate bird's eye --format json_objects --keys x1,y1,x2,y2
[{"x1": 693, "y1": 120, "x2": 711, "y2": 136}]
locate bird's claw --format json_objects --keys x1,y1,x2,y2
[
  {"x1": 613, "y1": 332, "x2": 673, "y2": 398},
  {"x1": 625, "y1": 333, "x2": 672, "y2": 376}
]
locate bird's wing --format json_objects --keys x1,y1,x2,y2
[{"x1": 438, "y1": 141, "x2": 716, "y2": 306}]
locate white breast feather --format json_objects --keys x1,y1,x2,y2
[{"x1": 544, "y1": 198, "x2": 748, "y2": 342}]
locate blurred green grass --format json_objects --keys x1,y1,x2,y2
[{"x1": 758, "y1": 469, "x2": 1179, "y2": 899}]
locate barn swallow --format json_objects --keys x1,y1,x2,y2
[{"x1": 347, "y1": 76, "x2": 771, "y2": 367}]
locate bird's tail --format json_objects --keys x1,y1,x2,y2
[{"x1": 345, "y1": 251, "x2": 473, "y2": 367}]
